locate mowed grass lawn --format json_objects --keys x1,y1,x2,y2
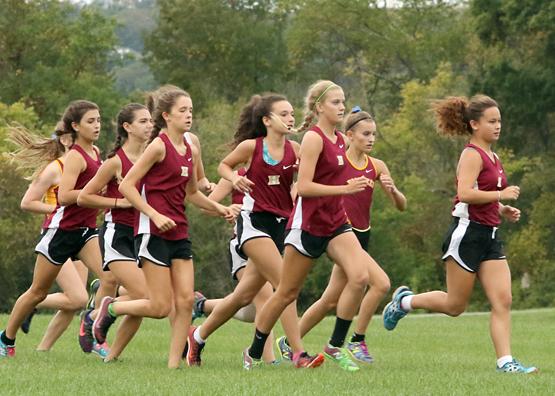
[{"x1": 1, "y1": 309, "x2": 553, "y2": 395}]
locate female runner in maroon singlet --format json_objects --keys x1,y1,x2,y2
[
  {"x1": 296, "y1": 107, "x2": 405, "y2": 364},
  {"x1": 92, "y1": 86, "x2": 234, "y2": 369},
  {"x1": 382, "y1": 95, "x2": 537, "y2": 374},
  {"x1": 243, "y1": 81, "x2": 382, "y2": 372},
  {"x1": 185, "y1": 94, "x2": 299, "y2": 367},
  {"x1": 78, "y1": 103, "x2": 153, "y2": 362},
  {"x1": 192, "y1": 167, "x2": 278, "y2": 363},
  {"x1": 5, "y1": 122, "x2": 89, "y2": 353},
  {"x1": 0, "y1": 101, "x2": 118, "y2": 358}
]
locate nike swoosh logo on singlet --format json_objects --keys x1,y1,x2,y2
[
  {"x1": 339, "y1": 144, "x2": 344, "y2": 148},
  {"x1": 365, "y1": 169, "x2": 373, "y2": 173},
  {"x1": 283, "y1": 165, "x2": 292, "y2": 169}
]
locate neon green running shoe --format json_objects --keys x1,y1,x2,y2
[
  {"x1": 323, "y1": 344, "x2": 360, "y2": 372},
  {"x1": 242, "y1": 347, "x2": 263, "y2": 370}
]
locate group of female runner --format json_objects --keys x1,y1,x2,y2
[{"x1": 0, "y1": 81, "x2": 537, "y2": 373}]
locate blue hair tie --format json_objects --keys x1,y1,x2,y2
[{"x1": 351, "y1": 105, "x2": 361, "y2": 113}]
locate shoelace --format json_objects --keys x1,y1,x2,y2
[{"x1": 359, "y1": 342, "x2": 369, "y2": 355}]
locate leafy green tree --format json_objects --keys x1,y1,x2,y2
[
  {"x1": 0, "y1": 0, "x2": 124, "y2": 139},
  {"x1": 285, "y1": 0, "x2": 470, "y2": 118},
  {"x1": 469, "y1": 0, "x2": 555, "y2": 154},
  {"x1": 145, "y1": 0, "x2": 289, "y2": 104}
]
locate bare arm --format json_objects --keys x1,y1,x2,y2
[
  {"x1": 20, "y1": 162, "x2": 59, "y2": 214},
  {"x1": 188, "y1": 132, "x2": 215, "y2": 194},
  {"x1": 78, "y1": 156, "x2": 131, "y2": 209},
  {"x1": 119, "y1": 138, "x2": 176, "y2": 232},
  {"x1": 187, "y1": 150, "x2": 235, "y2": 221},
  {"x1": 217, "y1": 140, "x2": 256, "y2": 193},
  {"x1": 199, "y1": 176, "x2": 242, "y2": 217},
  {"x1": 58, "y1": 150, "x2": 86, "y2": 206},
  {"x1": 208, "y1": 177, "x2": 234, "y2": 202},
  {"x1": 297, "y1": 131, "x2": 367, "y2": 197},
  {"x1": 457, "y1": 148, "x2": 519, "y2": 204},
  {"x1": 375, "y1": 158, "x2": 406, "y2": 211}
]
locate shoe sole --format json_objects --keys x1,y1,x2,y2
[
  {"x1": 185, "y1": 326, "x2": 201, "y2": 367},
  {"x1": 93, "y1": 296, "x2": 113, "y2": 344},
  {"x1": 78, "y1": 310, "x2": 94, "y2": 353},
  {"x1": 91, "y1": 348, "x2": 107, "y2": 359},
  {"x1": 323, "y1": 352, "x2": 359, "y2": 371},
  {"x1": 383, "y1": 285, "x2": 411, "y2": 331},
  {"x1": 346, "y1": 347, "x2": 374, "y2": 364},
  {"x1": 306, "y1": 353, "x2": 325, "y2": 368}
]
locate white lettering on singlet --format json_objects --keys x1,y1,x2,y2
[
  {"x1": 268, "y1": 175, "x2": 280, "y2": 185},
  {"x1": 337, "y1": 155, "x2": 344, "y2": 166}
]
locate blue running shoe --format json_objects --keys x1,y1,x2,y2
[
  {"x1": 276, "y1": 336, "x2": 293, "y2": 361},
  {"x1": 0, "y1": 331, "x2": 15, "y2": 358},
  {"x1": 91, "y1": 341, "x2": 110, "y2": 359},
  {"x1": 497, "y1": 359, "x2": 538, "y2": 374},
  {"x1": 383, "y1": 285, "x2": 413, "y2": 331},
  {"x1": 192, "y1": 291, "x2": 206, "y2": 322}
]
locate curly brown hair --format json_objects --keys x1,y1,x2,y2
[{"x1": 431, "y1": 95, "x2": 499, "y2": 137}]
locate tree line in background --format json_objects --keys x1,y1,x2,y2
[{"x1": 0, "y1": 0, "x2": 553, "y2": 312}]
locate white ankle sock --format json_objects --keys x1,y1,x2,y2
[
  {"x1": 193, "y1": 326, "x2": 205, "y2": 344},
  {"x1": 497, "y1": 355, "x2": 513, "y2": 368},
  {"x1": 400, "y1": 295, "x2": 413, "y2": 312}
]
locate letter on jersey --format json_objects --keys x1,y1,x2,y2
[{"x1": 268, "y1": 175, "x2": 280, "y2": 185}]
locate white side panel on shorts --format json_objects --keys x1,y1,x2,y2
[
  {"x1": 290, "y1": 197, "x2": 303, "y2": 229},
  {"x1": 34, "y1": 228, "x2": 59, "y2": 264},
  {"x1": 138, "y1": 186, "x2": 151, "y2": 235},
  {"x1": 452, "y1": 201, "x2": 469, "y2": 220},
  {"x1": 138, "y1": 234, "x2": 165, "y2": 266},
  {"x1": 441, "y1": 218, "x2": 473, "y2": 272},
  {"x1": 242, "y1": 192, "x2": 255, "y2": 212},
  {"x1": 49, "y1": 206, "x2": 65, "y2": 228},
  {"x1": 103, "y1": 222, "x2": 133, "y2": 268}
]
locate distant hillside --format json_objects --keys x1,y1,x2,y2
[{"x1": 88, "y1": 0, "x2": 158, "y2": 94}]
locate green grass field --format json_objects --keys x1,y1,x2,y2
[{"x1": 1, "y1": 309, "x2": 553, "y2": 395}]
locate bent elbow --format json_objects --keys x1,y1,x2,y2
[
  {"x1": 118, "y1": 182, "x2": 128, "y2": 197},
  {"x1": 296, "y1": 182, "x2": 309, "y2": 197},
  {"x1": 76, "y1": 194, "x2": 86, "y2": 207},
  {"x1": 58, "y1": 194, "x2": 70, "y2": 206},
  {"x1": 457, "y1": 191, "x2": 472, "y2": 203},
  {"x1": 20, "y1": 200, "x2": 31, "y2": 212}
]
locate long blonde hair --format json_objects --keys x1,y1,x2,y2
[
  {"x1": 6, "y1": 122, "x2": 66, "y2": 180},
  {"x1": 297, "y1": 80, "x2": 341, "y2": 133}
]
